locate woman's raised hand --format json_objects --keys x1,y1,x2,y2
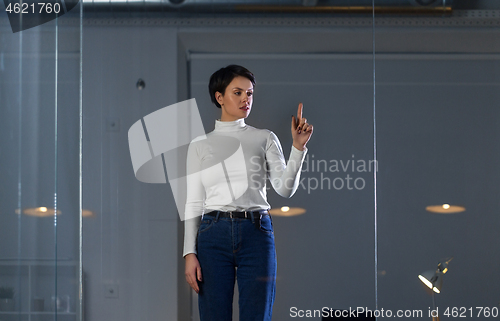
[
  {"x1": 185, "y1": 253, "x2": 202, "y2": 293},
  {"x1": 291, "y1": 103, "x2": 313, "y2": 151}
]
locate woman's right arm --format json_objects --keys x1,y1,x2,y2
[
  {"x1": 184, "y1": 253, "x2": 202, "y2": 293},
  {"x1": 183, "y1": 140, "x2": 205, "y2": 293}
]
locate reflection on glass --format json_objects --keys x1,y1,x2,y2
[
  {"x1": 425, "y1": 204, "x2": 466, "y2": 214},
  {"x1": 269, "y1": 206, "x2": 306, "y2": 217}
]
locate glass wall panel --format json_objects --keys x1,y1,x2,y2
[
  {"x1": 0, "y1": 3, "x2": 82, "y2": 321},
  {"x1": 376, "y1": 1, "x2": 500, "y2": 320}
]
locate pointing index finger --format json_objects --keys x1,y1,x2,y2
[{"x1": 297, "y1": 103, "x2": 303, "y2": 120}]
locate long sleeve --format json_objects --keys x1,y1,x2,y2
[
  {"x1": 183, "y1": 140, "x2": 205, "y2": 258},
  {"x1": 266, "y1": 131, "x2": 307, "y2": 198}
]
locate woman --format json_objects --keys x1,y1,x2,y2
[{"x1": 184, "y1": 65, "x2": 313, "y2": 321}]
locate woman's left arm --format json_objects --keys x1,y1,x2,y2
[
  {"x1": 266, "y1": 103, "x2": 313, "y2": 197},
  {"x1": 291, "y1": 103, "x2": 313, "y2": 151}
]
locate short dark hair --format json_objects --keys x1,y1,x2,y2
[{"x1": 208, "y1": 65, "x2": 256, "y2": 108}]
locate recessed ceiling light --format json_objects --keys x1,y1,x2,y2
[
  {"x1": 15, "y1": 208, "x2": 95, "y2": 217},
  {"x1": 15, "y1": 207, "x2": 62, "y2": 217},
  {"x1": 425, "y1": 204, "x2": 465, "y2": 214},
  {"x1": 269, "y1": 207, "x2": 306, "y2": 217}
]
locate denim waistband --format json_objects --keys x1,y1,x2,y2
[{"x1": 203, "y1": 209, "x2": 269, "y2": 219}]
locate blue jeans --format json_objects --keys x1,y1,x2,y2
[{"x1": 196, "y1": 212, "x2": 277, "y2": 321}]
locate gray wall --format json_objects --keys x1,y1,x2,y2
[
  {"x1": 81, "y1": 18, "x2": 500, "y2": 320},
  {"x1": 82, "y1": 27, "x2": 179, "y2": 321}
]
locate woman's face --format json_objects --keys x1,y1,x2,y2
[{"x1": 216, "y1": 76, "x2": 254, "y2": 122}]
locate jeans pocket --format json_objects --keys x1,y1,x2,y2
[
  {"x1": 258, "y1": 216, "x2": 274, "y2": 234},
  {"x1": 198, "y1": 218, "x2": 214, "y2": 234}
]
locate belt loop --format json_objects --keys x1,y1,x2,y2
[
  {"x1": 215, "y1": 211, "x2": 220, "y2": 222},
  {"x1": 250, "y1": 211, "x2": 255, "y2": 223}
]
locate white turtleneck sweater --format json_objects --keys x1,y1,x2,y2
[{"x1": 183, "y1": 118, "x2": 308, "y2": 257}]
